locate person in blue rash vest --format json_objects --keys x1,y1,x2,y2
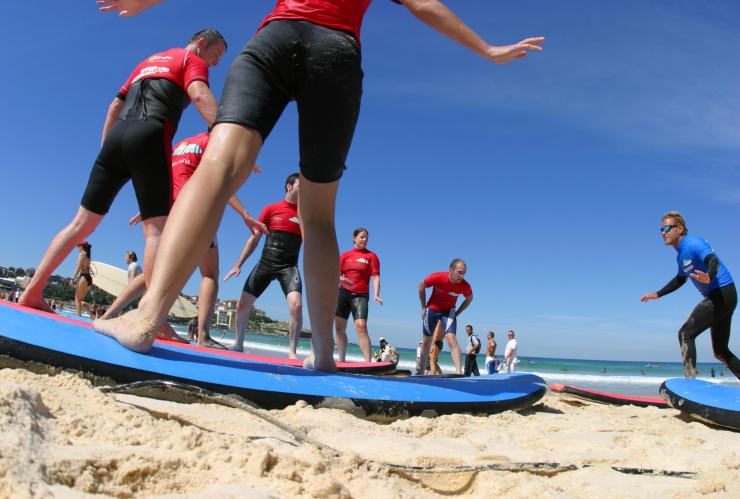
[{"x1": 641, "y1": 211, "x2": 740, "y2": 380}]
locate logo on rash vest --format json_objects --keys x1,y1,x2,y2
[
  {"x1": 682, "y1": 259, "x2": 694, "y2": 273},
  {"x1": 147, "y1": 55, "x2": 174, "y2": 62},
  {"x1": 289, "y1": 216, "x2": 300, "y2": 224},
  {"x1": 356, "y1": 258, "x2": 370, "y2": 265},
  {"x1": 132, "y1": 66, "x2": 171, "y2": 83},
  {"x1": 447, "y1": 291, "x2": 461, "y2": 296},
  {"x1": 172, "y1": 142, "x2": 203, "y2": 155}
]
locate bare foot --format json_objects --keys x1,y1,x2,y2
[
  {"x1": 18, "y1": 291, "x2": 54, "y2": 314},
  {"x1": 197, "y1": 336, "x2": 226, "y2": 349},
  {"x1": 156, "y1": 322, "x2": 188, "y2": 343},
  {"x1": 93, "y1": 310, "x2": 158, "y2": 353},
  {"x1": 288, "y1": 352, "x2": 299, "y2": 360},
  {"x1": 302, "y1": 352, "x2": 337, "y2": 372}
]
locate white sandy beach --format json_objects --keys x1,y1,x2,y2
[{"x1": 1, "y1": 365, "x2": 738, "y2": 498}]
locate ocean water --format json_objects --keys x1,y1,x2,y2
[{"x1": 179, "y1": 326, "x2": 740, "y2": 397}]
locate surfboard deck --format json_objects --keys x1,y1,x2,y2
[
  {"x1": 660, "y1": 378, "x2": 740, "y2": 430},
  {"x1": 0, "y1": 302, "x2": 547, "y2": 416},
  {"x1": 90, "y1": 261, "x2": 198, "y2": 318},
  {"x1": 551, "y1": 383, "x2": 668, "y2": 408},
  {"x1": 22, "y1": 303, "x2": 394, "y2": 374}
]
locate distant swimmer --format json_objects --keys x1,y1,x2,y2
[
  {"x1": 70, "y1": 242, "x2": 93, "y2": 317},
  {"x1": 641, "y1": 211, "x2": 740, "y2": 381},
  {"x1": 224, "y1": 174, "x2": 303, "y2": 357},
  {"x1": 334, "y1": 228, "x2": 382, "y2": 362},
  {"x1": 20, "y1": 29, "x2": 227, "y2": 317},
  {"x1": 125, "y1": 251, "x2": 142, "y2": 282},
  {"x1": 96, "y1": 0, "x2": 544, "y2": 367},
  {"x1": 417, "y1": 259, "x2": 473, "y2": 375},
  {"x1": 103, "y1": 132, "x2": 267, "y2": 348}
]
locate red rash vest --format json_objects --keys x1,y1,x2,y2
[
  {"x1": 424, "y1": 271, "x2": 472, "y2": 312},
  {"x1": 340, "y1": 248, "x2": 380, "y2": 295},
  {"x1": 259, "y1": 200, "x2": 301, "y2": 237},
  {"x1": 258, "y1": 0, "x2": 400, "y2": 43},
  {"x1": 170, "y1": 132, "x2": 210, "y2": 201}
]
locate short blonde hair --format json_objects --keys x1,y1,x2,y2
[{"x1": 662, "y1": 211, "x2": 687, "y2": 235}]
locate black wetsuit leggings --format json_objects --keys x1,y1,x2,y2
[{"x1": 679, "y1": 284, "x2": 740, "y2": 380}]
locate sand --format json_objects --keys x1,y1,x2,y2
[{"x1": 0, "y1": 366, "x2": 738, "y2": 498}]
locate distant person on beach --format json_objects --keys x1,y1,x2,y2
[
  {"x1": 418, "y1": 259, "x2": 473, "y2": 375},
  {"x1": 187, "y1": 318, "x2": 198, "y2": 342},
  {"x1": 502, "y1": 330, "x2": 518, "y2": 373},
  {"x1": 224, "y1": 174, "x2": 303, "y2": 356},
  {"x1": 463, "y1": 324, "x2": 481, "y2": 376},
  {"x1": 375, "y1": 337, "x2": 399, "y2": 365},
  {"x1": 95, "y1": 0, "x2": 544, "y2": 368},
  {"x1": 70, "y1": 242, "x2": 93, "y2": 317},
  {"x1": 334, "y1": 228, "x2": 382, "y2": 362},
  {"x1": 710, "y1": 367, "x2": 716, "y2": 378},
  {"x1": 20, "y1": 29, "x2": 226, "y2": 315},
  {"x1": 485, "y1": 330, "x2": 497, "y2": 374},
  {"x1": 102, "y1": 132, "x2": 266, "y2": 348},
  {"x1": 641, "y1": 211, "x2": 740, "y2": 381},
  {"x1": 125, "y1": 251, "x2": 142, "y2": 282}
]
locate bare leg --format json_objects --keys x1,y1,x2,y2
[
  {"x1": 102, "y1": 273, "x2": 146, "y2": 319},
  {"x1": 94, "y1": 124, "x2": 260, "y2": 352},
  {"x1": 74, "y1": 279, "x2": 91, "y2": 316},
  {"x1": 286, "y1": 291, "x2": 303, "y2": 359},
  {"x1": 20, "y1": 207, "x2": 103, "y2": 312},
  {"x1": 417, "y1": 335, "x2": 433, "y2": 376},
  {"x1": 429, "y1": 322, "x2": 444, "y2": 374},
  {"x1": 196, "y1": 245, "x2": 223, "y2": 348},
  {"x1": 298, "y1": 177, "x2": 338, "y2": 372},
  {"x1": 446, "y1": 333, "x2": 463, "y2": 375},
  {"x1": 141, "y1": 216, "x2": 167, "y2": 286},
  {"x1": 354, "y1": 318, "x2": 372, "y2": 362},
  {"x1": 233, "y1": 291, "x2": 257, "y2": 352},
  {"x1": 334, "y1": 316, "x2": 348, "y2": 362}
]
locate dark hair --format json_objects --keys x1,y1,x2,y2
[
  {"x1": 466, "y1": 324, "x2": 473, "y2": 330},
  {"x1": 449, "y1": 258, "x2": 466, "y2": 269},
  {"x1": 189, "y1": 29, "x2": 227, "y2": 50},
  {"x1": 353, "y1": 227, "x2": 368, "y2": 238},
  {"x1": 285, "y1": 172, "x2": 299, "y2": 192},
  {"x1": 126, "y1": 251, "x2": 138, "y2": 262},
  {"x1": 78, "y1": 242, "x2": 92, "y2": 258}
]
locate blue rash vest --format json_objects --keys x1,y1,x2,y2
[{"x1": 675, "y1": 236, "x2": 733, "y2": 296}]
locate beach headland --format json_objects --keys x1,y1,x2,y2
[{"x1": 1, "y1": 364, "x2": 738, "y2": 498}]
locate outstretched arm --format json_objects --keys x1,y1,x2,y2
[
  {"x1": 97, "y1": 0, "x2": 164, "y2": 16},
  {"x1": 398, "y1": 0, "x2": 544, "y2": 63},
  {"x1": 228, "y1": 196, "x2": 269, "y2": 235},
  {"x1": 223, "y1": 232, "x2": 263, "y2": 281},
  {"x1": 641, "y1": 275, "x2": 688, "y2": 302}
]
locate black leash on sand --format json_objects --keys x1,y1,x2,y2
[{"x1": 101, "y1": 380, "x2": 697, "y2": 480}]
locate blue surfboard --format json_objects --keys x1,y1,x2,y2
[
  {"x1": 0, "y1": 302, "x2": 546, "y2": 416},
  {"x1": 660, "y1": 378, "x2": 740, "y2": 430}
]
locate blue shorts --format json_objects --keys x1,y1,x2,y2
[{"x1": 423, "y1": 308, "x2": 457, "y2": 337}]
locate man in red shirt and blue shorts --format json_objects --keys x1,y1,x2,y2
[
  {"x1": 96, "y1": 0, "x2": 543, "y2": 370},
  {"x1": 418, "y1": 259, "x2": 473, "y2": 375}
]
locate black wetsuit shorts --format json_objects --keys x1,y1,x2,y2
[
  {"x1": 81, "y1": 119, "x2": 172, "y2": 220},
  {"x1": 242, "y1": 231, "x2": 302, "y2": 298},
  {"x1": 216, "y1": 19, "x2": 363, "y2": 183},
  {"x1": 335, "y1": 287, "x2": 369, "y2": 321}
]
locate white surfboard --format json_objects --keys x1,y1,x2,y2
[{"x1": 90, "y1": 261, "x2": 198, "y2": 318}]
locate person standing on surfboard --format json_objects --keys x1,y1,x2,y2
[
  {"x1": 20, "y1": 29, "x2": 228, "y2": 313},
  {"x1": 641, "y1": 211, "x2": 740, "y2": 380},
  {"x1": 418, "y1": 259, "x2": 474, "y2": 375},
  {"x1": 94, "y1": 0, "x2": 544, "y2": 369},
  {"x1": 334, "y1": 227, "x2": 382, "y2": 363},
  {"x1": 224, "y1": 174, "x2": 304, "y2": 357}
]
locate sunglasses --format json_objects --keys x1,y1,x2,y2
[{"x1": 660, "y1": 224, "x2": 677, "y2": 234}]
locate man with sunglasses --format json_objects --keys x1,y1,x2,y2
[{"x1": 641, "y1": 211, "x2": 740, "y2": 380}]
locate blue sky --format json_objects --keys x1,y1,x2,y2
[{"x1": 2, "y1": 1, "x2": 739, "y2": 361}]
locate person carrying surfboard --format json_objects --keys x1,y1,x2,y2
[
  {"x1": 94, "y1": 0, "x2": 544, "y2": 368},
  {"x1": 19, "y1": 29, "x2": 227, "y2": 314},
  {"x1": 641, "y1": 211, "x2": 740, "y2": 380},
  {"x1": 224, "y1": 174, "x2": 304, "y2": 358},
  {"x1": 418, "y1": 259, "x2": 474, "y2": 375}
]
